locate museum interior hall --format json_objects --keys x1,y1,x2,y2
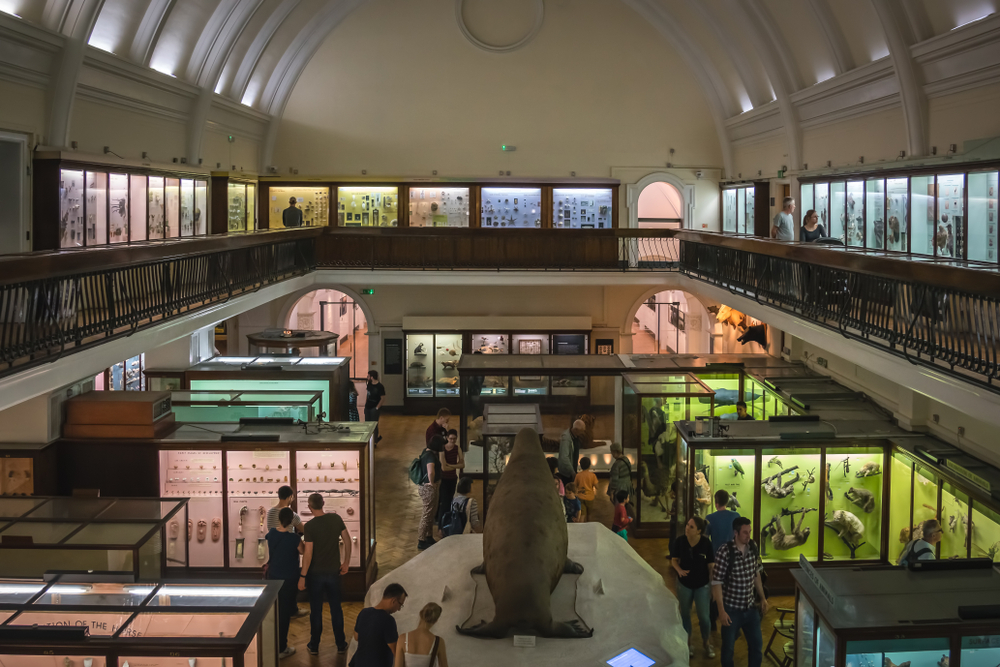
[{"x1": 1, "y1": 0, "x2": 1000, "y2": 665}]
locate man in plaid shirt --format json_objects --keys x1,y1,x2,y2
[{"x1": 711, "y1": 516, "x2": 769, "y2": 667}]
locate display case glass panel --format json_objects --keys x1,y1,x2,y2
[
  {"x1": 60, "y1": 169, "x2": 84, "y2": 248},
  {"x1": 865, "y1": 178, "x2": 885, "y2": 250},
  {"x1": 129, "y1": 175, "x2": 147, "y2": 242},
  {"x1": 406, "y1": 334, "x2": 433, "y2": 397},
  {"x1": 745, "y1": 187, "x2": 755, "y2": 234},
  {"x1": 795, "y1": 594, "x2": 815, "y2": 667},
  {"x1": 551, "y1": 334, "x2": 587, "y2": 395},
  {"x1": 107, "y1": 173, "x2": 127, "y2": 244},
  {"x1": 148, "y1": 176, "x2": 166, "y2": 239},
  {"x1": 722, "y1": 189, "x2": 737, "y2": 233},
  {"x1": 824, "y1": 446, "x2": 883, "y2": 561},
  {"x1": 912, "y1": 175, "x2": 935, "y2": 256},
  {"x1": 160, "y1": 450, "x2": 223, "y2": 567},
  {"x1": 815, "y1": 182, "x2": 830, "y2": 233},
  {"x1": 195, "y1": 179, "x2": 207, "y2": 235},
  {"x1": 886, "y1": 177, "x2": 908, "y2": 252},
  {"x1": 33, "y1": 583, "x2": 154, "y2": 606},
  {"x1": 409, "y1": 187, "x2": 470, "y2": 228},
  {"x1": 165, "y1": 177, "x2": 180, "y2": 237},
  {"x1": 226, "y1": 450, "x2": 289, "y2": 568},
  {"x1": 86, "y1": 171, "x2": 107, "y2": 246},
  {"x1": 971, "y1": 502, "x2": 1000, "y2": 563},
  {"x1": 888, "y1": 451, "x2": 913, "y2": 564},
  {"x1": 435, "y1": 334, "x2": 462, "y2": 397},
  {"x1": 697, "y1": 373, "x2": 740, "y2": 418},
  {"x1": 913, "y1": 462, "x2": 941, "y2": 550},
  {"x1": 737, "y1": 188, "x2": 746, "y2": 234},
  {"x1": 480, "y1": 187, "x2": 542, "y2": 229},
  {"x1": 846, "y1": 638, "x2": 951, "y2": 667},
  {"x1": 170, "y1": 391, "x2": 320, "y2": 423},
  {"x1": 512, "y1": 334, "x2": 549, "y2": 395},
  {"x1": 296, "y1": 450, "x2": 362, "y2": 569},
  {"x1": 339, "y1": 186, "x2": 398, "y2": 227},
  {"x1": 269, "y1": 186, "x2": 330, "y2": 228},
  {"x1": 180, "y1": 179, "x2": 194, "y2": 236},
  {"x1": 472, "y1": 333, "x2": 508, "y2": 395},
  {"x1": 968, "y1": 171, "x2": 998, "y2": 263},
  {"x1": 936, "y1": 173, "x2": 964, "y2": 258},
  {"x1": 940, "y1": 481, "x2": 970, "y2": 559},
  {"x1": 124, "y1": 612, "x2": 248, "y2": 637},
  {"x1": 227, "y1": 182, "x2": 246, "y2": 231},
  {"x1": 758, "y1": 447, "x2": 820, "y2": 562},
  {"x1": 800, "y1": 183, "x2": 814, "y2": 228},
  {"x1": 246, "y1": 183, "x2": 256, "y2": 230},
  {"x1": 0, "y1": 582, "x2": 45, "y2": 604},
  {"x1": 830, "y1": 182, "x2": 845, "y2": 242},
  {"x1": 963, "y1": 634, "x2": 1000, "y2": 664},
  {"x1": 816, "y1": 618, "x2": 836, "y2": 667},
  {"x1": 845, "y1": 180, "x2": 864, "y2": 247},
  {"x1": 692, "y1": 447, "x2": 755, "y2": 528},
  {"x1": 189, "y1": 379, "x2": 331, "y2": 422},
  {"x1": 148, "y1": 584, "x2": 265, "y2": 606},
  {"x1": 552, "y1": 188, "x2": 613, "y2": 229}
]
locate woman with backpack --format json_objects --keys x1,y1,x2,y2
[
  {"x1": 441, "y1": 476, "x2": 481, "y2": 536},
  {"x1": 671, "y1": 516, "x2": 716, "y2": 659}
]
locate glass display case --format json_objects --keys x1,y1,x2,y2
[
  {"x1": 722, "y1": 188, "x2": 737, "y2": 233},
  {"x1": 865, "y1": 178, "x2": 884, "y2": 249},
  {"x1": 551, "y1": 334, "x2": 588, "y2": 395},
  {"x1": 228, "y1": 182, "x2": 248, "y2": 232},
  {"x1": 180, "y1": 178, "x2": 194, "y2": 236},
  {"x1": 165, "y1": 178, "x2": 180, "y2": 238},
  {"x1": 511, "y1": 334, "x2": 550, "y2": 395},
  {"x1": 737, "y1": 188, "x2": 746, "y2": 234},
  {"x1": 552, "y1": 188, "x2": 613, "y2": 229},
  {"x1": 0, "y1": 576, "x2": 279, "y2": 667},
  {"x1": 148, "y1": 176, "x2": 165, "y2": 239},
  {"x1": 480, "y1": 187, "x2": 542, "y2": 229},
  {"x1": 912, "y1": 174, "x2": 935, "y2": 256},
  {"x1": 886, "y1": 177, "x2": 907, "y2": 252},
  {"x1": 338, "y1": 186, "x2": 398, "y2": 227},
  {"x1": 59, "y1": 169, "x2": 84, "y2": 248},
  {"x1": 404, "y1": 333, "x2": 462, "y2": 398},
  {"x1": 845, "y1": 180, "x2": 864, "y2": 247},
  {"x1": 623, "y1": 372, "x2": 716, "y2": 535},
  {"x1": 185, "y1": 356, "x2": 352, "y2": 421},
  {"x1": 87, "y1": 172, "x2": 107, "y2": 246},
  {"x1": 0, "y1": 442, "x2": 58, "y2": 497},
  {"x1": 95, "y1": 354, "x2": 145, "y2": 392},
  {"x1": 830, "y1": 181, "x2": 846, "y2": 242},
  {"x1": 0, "y1": 497, "x2": 188, "y2": 578},
  {"x1": 794, "y1": 564, "x2": 1000, "y2": 667},
  {"x1": 968, "y1": 170, "x2": 998, "y2": 262},
  {"x1": 170, "y1": 391, "x2": 322, "y2": 424},
  {"x1": 800, "y1": 183, "x2": 814, "y2": 229},
  {"x1": 267, "y1": 186, "x2": 330, "y2": 228},
  {"x1": 472, "y1": 333, "x2": 509, "y2": 396},
  {"x1": 129, "y1": 174, "x2": 147, "y2": 242},
  {"x1": 815, "y1": 182, "x2": 830, "y2": 235},
  {"x1": 408, "y1": 187, "x2": 470, "y2": 227},
  {"x1": 937, "y1": 172, "x2": 965, "y2": 258}
]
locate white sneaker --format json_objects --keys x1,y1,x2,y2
[
  {"x1": 278, "y1": 647, "x2": 296, "y2": 659},
  {"x1": 688, "y1": 646, "x2": 694, "y2": 658},
  {"x1": 705, "y1": 643, "x2": 716, "y2": 658}
]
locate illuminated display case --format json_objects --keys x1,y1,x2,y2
[
  {"x1": 471, "y1": 333, "x2": 509, "y2": 396},
  {"x1": 185, "y1": 356, "x2": 352, "y2": 422},
  {"x1": 408, "y1": 187, "x2": 470, "y2": 227},
  {"x1": 170, "y1": 391, "x2": 322, "y2": 424},
  {"x1": 60, "y1": 423, "x2": 377, "y2": 598},
  {"x1": 552, "y1": 188, "x2": 613, "y2": 229},
  {"x1": 0, "y1": 442, "x2": 58, "y2": 497},
  {"x1": 0, "y1": 576, "x2": 279, "y2": 667},
  {"x1": 0, "y1": 497, "x2": 188, "y2": 579},
  {"x1": 209, "y1": 173, "x2": 257, "y2": 234},
  {"x1": 266, "y1": 186, "x2": 330, "y2": 228},
  {"x1": 338, "y1": 186, "x2": 398, "y2": 227},
  {"x1": 480, "y1": 187, "x2": 542, "y2": 229},
  {"x1": 720, "y1": 183, "x2": 765, "y2": 236},
  {"x1": 794, "y1": 563, "x2": 1000, "y2": 667},
  {"x1": 404, "y1": 333, "x2": 462, "y2": 399}
]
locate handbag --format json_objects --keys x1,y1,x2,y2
[{"x1": 429, "y1": 636, "x2": 440, "y2": 667}]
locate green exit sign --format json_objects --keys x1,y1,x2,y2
[{"x1": 361, "y1": 289, "x2": 374, "y2": 295}]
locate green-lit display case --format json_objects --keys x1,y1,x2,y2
[
  {"x1": 795, "y1": 563, "x2": 1000, "y2": 667},
  {"x1": 338, "y1": 186, "x2": 398, "y2": 227},
  {"x1": 0, "y1": 497, "x2": 188, "y2": 579},
  {"x1": 170, "y1": 391, "x2": 322, "y2": 423},
  {"x1": 0, "y1": 577, "x2": 279, "y2": 667},
  {"x1": 623, "y1": 372, "x2": 715, "y2": 537}
]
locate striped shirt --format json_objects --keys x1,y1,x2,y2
[{"x1": 266, "y1": 506, "x2": 303, "y2": 533}]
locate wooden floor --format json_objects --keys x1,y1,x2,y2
[{"x1": 285, "y1": 414, "x2": 792, "y2": 666}]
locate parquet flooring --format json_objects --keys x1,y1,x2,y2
[{"x1": 284, "y1": 414, "x2": 791, "y2": 666}]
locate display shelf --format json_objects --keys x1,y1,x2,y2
[
  {"x1": 480, "y1": 187, "x2": 541, "y2": 229},
  {"x1": 408, "y1": 187, "x2": 470, "y2": 227},
  {"x1": 404, "y1": 334, "x2": 462, "y2": 399},
  {"x1": 338, "y1": 186, "x2": 398, "y2": 227},
  {"x1": 552, "y1": 188, "x2": 613, "y2": 229},
  {"x1": 267, "y1": 186, "x2": 330, "y2": 228}
]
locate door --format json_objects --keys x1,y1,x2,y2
[{"x1": 0, "y1": 131, "x2": 29, "y2": 253}]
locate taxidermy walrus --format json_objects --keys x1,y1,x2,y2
[{"x1": 458, "y1": 427, "x2": 592, "y2": 639}]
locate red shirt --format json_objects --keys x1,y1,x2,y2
[
  {"x1": 613, "y1": 503, "x2": 632, "y2": 532},
  {"x1": 442, "y1": 446, "x2": 460, "y2": 480},
  {"x1": 425, "y1": 421, "x2": 447, "y2": 446}
]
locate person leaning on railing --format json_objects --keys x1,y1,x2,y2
[{"x1": 799, "y1": 209, "x2": 827, "y2": 243}]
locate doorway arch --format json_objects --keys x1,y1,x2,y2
[
  {"x1": 628, "y1": 288, "x2": 712, "y2": 354},
  {"x1": 626, "y1": 172, "x2": 695, "y2": 229},
  {"x1": 282, "y1": 287, "x2": 372, "y2": 379}
]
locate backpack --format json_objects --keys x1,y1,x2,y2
[
  {"x1": 899, "y1": 539, "x2": 933, "y2": 567},
  {"x1": 408, "y1": 455, "x2": 425, "y2": 485},
  {"x1": 439, "y1": 497, "x2": 469, "y2": 537},
  {"x1": 723, "y1": 539, "x2": 769, "y2": 605}
]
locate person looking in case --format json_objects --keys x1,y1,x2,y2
[
  {"x1": 266, "y1": 508, "x2": 304, "y2": 659},
  {"x1": 800, "y1": 209, "x2": 827, "y2": 242},
  {"x1": 771, "y1": 197, "x2": 795, "y2": 241},
  {"x1": 299, "y1": 493, "x2": 352, "y2": 656},
  {"x1": 706, "y1": 489, "x2": 741, "y2": 630},
  {"x1": 557, "y1": 419, "x2": 587, "y2": 485},
  {"x1": 671, "y1": 516, "x2": 716, "y2": 659},
  {"x1": 366, "y1": 370, "x2": 386, "y2": 444},
  {"x1": 574, "y1": 457, "x2": 598, "y2": 522},
  {"x1": 283, "y1": 196, "x2": 304, "y2": 228},
  {"x1": 425, "y1": 408, "x2": 450, "y2": 446},
  {"x1": 437, "y1": 429, "x2": 464, "y2": 527},
  {"x1": 350, "y1": 583, "x2": 407, "y2": 667}
]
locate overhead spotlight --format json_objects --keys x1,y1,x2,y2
[
  {"x1": 948, "y1": 144, "x2": 957, "y2": 154},
  {"x1": 737, "y1": 324, "x2": 768, "y2": 348},
  {"x1": 931, "y1": 146, "x2": 938, "y2": 155},
  {"x1": 71, "y1": 141, "x2": 78, "y2": 150},
  {"x1": 571, "y1": 171, "x2": 576, "y2": 177},
  {"x1": 803, "y1": 163, "x2": 808, "y2": 170},
  {"x1": 432, "y1": 170, "x2": 438, "y2": 176},
  {"x1": 826, "y1": 161, "x2": 832, "y2": 168},
  {"x1": 172, "y1": 157, "x2": 178, "y2": 163},
  {"x1": 142, "y1": 152, "x2": 148, "y2": 159},
  {"x1": 362, "y1": 169, "x2": 367, "y2": 175},
  {"x1": 898, "y1": 151, "x2": 906, "y2": 159},
  {"x1": 858, "y1": 156, "x2": 864, "y2": 164}
]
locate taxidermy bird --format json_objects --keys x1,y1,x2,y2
[
  {"x1": 639, "y1": 462, "x2": 669, "y2": 514},
  {"x1": 801, "y1": 468, "x2": 816, "y2": 492},
  {"x1": 731, "y1": 458, "x2": 745, "y2": 478},
  {"x1": 768, "y1": 456, "x2": 782, "y2": 468}
]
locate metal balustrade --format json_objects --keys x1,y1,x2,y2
[{"x1": 0, "y1": 233, "x2": 317, "y2": 378}]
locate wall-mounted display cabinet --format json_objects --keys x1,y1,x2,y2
[
  {"x1": 211, "y1": 173, "x2": 257, "y2": 234},
  {"x1": 32, "y1": 157, "x2": 209, "y2": 250},
  {"x1": 58, "y1": 422, "x2": 378, "y2": 599},
  {"x1": 721, "y1": 182, "x2": 768, "y2": 236},
  {"x1": 0, "y1": 576, "x2": 280, "y2": 667},
  {"x1": 480, "y1": 187, "x2": 542, "y2": 229},
  {"x1": 265, "y1": 185, "x2": 330, "y2": 228},
  {"x1": 552, "y1": 188, "x2": 614, "y2": 229},
  {"x1": 408, "y1": 186, "x2": 471, "y2": 227},
  {"x1": 799, "y1": 164, "x2": 999, "y2": 263},
  {"x1": 0, "y1": 442, "x2": 58, "y2": 497},
  {"x1": 338, "y1": 186, "x2": 399, "y2": 227}
]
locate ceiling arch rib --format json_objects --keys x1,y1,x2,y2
[
  {"x1": 684, "y1": 0, "x2": 773, "y2": 109},
  {"x1": 805, "y1": 0, "x2": 854, "y2": 75},
  {"x1": 620, "y1": 0, "x2": 735, "y2": 176},
  {"x1": 47, "y1": 0, "x2": 105, "y2": 147},
  {"x1": 897, "y1": 0, "x2": 932, "y2": 44},
  {"x1": 129, "y1": 0, "x2": 177, "y2": 67},
  {"x1": 725, "y1": 0, "x2": 802, "y2": 170},
  {"x1": 186, "y1": 0, "x2": 265, "y2": 88},
  {"x1": 42, "y1": 0, "x2": 71, "y2": 33},
  {"x1": 228, "y1": 0, "x2": 302, "y2": 102},
  {"x1": 869, "y1": 0, "x2": 927, "y2": 156},
  {"x1": 742, "y1": 0, "x2": 803, "y2": 93}
]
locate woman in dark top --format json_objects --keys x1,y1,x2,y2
[
  {"x1": 348, "y1": 384, "x2": 359, "y2": 422},
  {"x1": 670, "y1": 515, "x2": 716, "y2": 659},
  {"x1": 800, "y1": 209, "x2": 827, "y2": 242}
]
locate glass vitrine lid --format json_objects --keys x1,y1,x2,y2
[
  {"x1": 210, "y1": 357, "x2": 257, "y2": 364},
  {"x1": 32, "y1": 583, "x2": 155, "y2": 606},
  {"x1": 124, "y1": 611, "x2": 250, "y2": 637},
  {"x1": 65, "y1": 522, "x2": 160, "y2": 545},
  {"x1": 26, "y1": 497, "x2": 113, "y2": 520},
  {"x1": 148, "y1": 585, "x2": 265, "y2": 607},
  {"x1": 0, "y1": 497, "x2": 46, "y2": 519},
  {"x1": 294, "y1": 357, "x2": 346, "y2": 365},
  {"x1": 0, "y1": 582, "x2": 45, "y2": 604}
]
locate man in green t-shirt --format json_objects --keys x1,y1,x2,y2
[{"x1": 298, "y1": 493, "x2": 352, "y2": 656}]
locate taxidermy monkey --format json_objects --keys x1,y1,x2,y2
[
  {"x1": 845, "y1": 487, "x2": 875, "y2": 513},
  {"x1": 826, "y1": 509, "x2": 866, "y2": 558},
  {"x1": 762, "y1": 467, "x2": 800, "y2": 499},
  {"x1": 855, "y1": 462, "x2": 881, "y2": 478},
  {"x1": 693, "y1": 471, "x2": 712, "y2": 517},
  {"x1": 764, "y1": 508, "x2": 815, "y2": 550},
  {"x1": 801, "y1": 468, "x2": 816, "y2": 492}
]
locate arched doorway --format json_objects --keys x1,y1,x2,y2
[
  {"x1": 637, "y1": 181, "x2": 684, "y2": 229},
  {"x1": 287, "y1": 289, "x2": 368, "y2": 379},
  {"x1": 631, "y1": 289, "x2": 710, "y2": 354}
]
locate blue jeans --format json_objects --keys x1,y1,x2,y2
[
  {"x1": 676, "y1": 582, "x2": 711, "y2": 645},
  {"x1": 307, "y1": 572, "x2": 346, "y2": 650},
  {"x1": 720, "y1": 604, "x2": 763, "y2": 667}
]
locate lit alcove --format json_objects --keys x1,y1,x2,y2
[
  {"x1": 637, "y1": 181, "x2": 683, "y2": 229},
  {"x1": 631, "y1": 290, "x2": 709, "y2": 354},
  {"x1": 287, "y1": 289, "x2": 368, "y2": 379}
]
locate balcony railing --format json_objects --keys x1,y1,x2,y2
[{"x1": 0, "y1": 229, "x2": 320, "y2": 378}]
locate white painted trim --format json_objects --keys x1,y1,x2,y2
[
  {"x1": 274, "y1": 283, "x2": 375, "y2": 336},
  {"x1": 624, "y1": 171, "x2": 694, "y2": 229},
  {"x1": 403, "y1": 315, "x2": 591, "y2": 331},
  {"x1": 454, "y1": 0, "x2": 544, "y2": 54}
]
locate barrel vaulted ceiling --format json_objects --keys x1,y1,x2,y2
[{"x1": 2, "y1": 0, "x2": 998, "y2": 174}]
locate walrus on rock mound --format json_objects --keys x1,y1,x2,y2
[{"x1": 458, "y1": 427, "x2": 592, "y2": 639}]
